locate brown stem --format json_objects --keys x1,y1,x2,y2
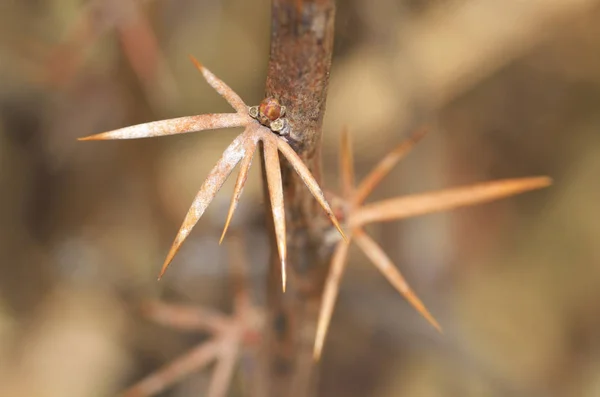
[{"x1": 260, "y1": 1, "x2": 337, "y2": 396}]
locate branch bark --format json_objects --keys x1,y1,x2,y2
[{"x1": 260, "y1": 1, "x2": 336, "y2": 396}]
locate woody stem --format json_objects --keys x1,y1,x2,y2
[{"x1": 260, "y1": 0, "x2": 337, "y2": 396}]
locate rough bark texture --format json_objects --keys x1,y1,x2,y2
[{"x1": 261, "y1": 0, "x2": 336, "y2": 396}]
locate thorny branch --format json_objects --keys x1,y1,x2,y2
[
  {"x1": 74, "y1": 0, "x2": 553, "y2": 395},
  {"x1": 261, "y1": 0, "x2": 337, "y2": 396},
  {"x1": 80, "y1": 57, "x2": 344, "y2": 294}
]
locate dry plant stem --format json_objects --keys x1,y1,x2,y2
[
  {"x1": 220, "y1": 144, "x2": 257, "y2": 244},
  {"x1": 312, "y1": 238, "x2": 351, "y2": 358},
  {"x1": 261, "y1": 0, "x2": 337, "y2": 395}
]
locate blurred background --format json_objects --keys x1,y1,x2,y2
[{"x1": 1, "y1": 0, "x2": 599, "y2": 396}]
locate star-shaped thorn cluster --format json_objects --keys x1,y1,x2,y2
[
  {"x1": 121, "y1": 235, "x2": 264, "y2": 397},
  {"x1": 313, "y1": 126, "x2": 552, "y2": 359},
  {"x1": 79, "y1": 56, "x2": 346, "y2": 291}
]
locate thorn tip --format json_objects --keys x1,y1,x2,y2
[
  {"x1": 281, "y1": 258, "x2": 287, "y2": 293},
  {"x1": 78, "y1": 135, "x2": 98, "y2": 141},
  {"x1": 188, "y1": 54, "x2": 203, "y2": 70}
]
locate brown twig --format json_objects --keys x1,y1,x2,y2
[{"x1": 260, "y1": 1, "x2": 338, "y2": 395}]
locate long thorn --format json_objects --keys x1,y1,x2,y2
[
  {"x1": 276, "y1": 137, "x2": 348, "y2": 241},
  {"x1": 354, "y1": 126, "x2": 429, "y2": 204},
  {"x1": 189, "y1": 55, "x2": 248, "y2": 114},
  {"x1": 158, "y1": 135, "x2": 246, "y2": 279},
  {"x1": 314, "y1": 239, "x2": 352, "y2": 360},
  {"x1": 351, "y1": 176, "x2": 552, "y2": 227},
  {"x1": 263, "y1": 137, "x2": 287, "y2": 292},
  {"x1": 354, "y1": 229, "x2": 442, "y2": 333},
  {"x1": 220, "y1": 143, "x2": 256, "y2": 244},
  {"x1": 78, "y1": 113, "x2": 246, "y2": 141}
]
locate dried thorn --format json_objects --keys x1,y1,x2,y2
[
  {"x1": 340, "y1": 126, "x2": 355, "y2": 198},
  {"x1": 140, "y1": 301, "x2": 230, "y2": 334},
  {"x1": 207, "y1": 338, "x2": 240, "y2": 397},
  {"x1": 158, "y1": 136, "x2": 246, "y2": 279},
  {"x1": 314, "y1": 239, "x2": 352, "y2": 361},
  {"x1": 263, "y1": 137, "x2": 287, "y2": 292},
  {"x1": 276, "y1": 137, "x2": 348, "y2": 241},
  {"x1": 354, "y1": 229, "x2": 442, "y2": 333},
  {"x1": 220, "y1": 143, "x2": 257, "y2": 244},
  {"x1": 121, "y1": 338, "x2": 221, "y2": 397},
  {"x1": 78, "y1": 113, "x2": 246, "y2": 141},
  {"x1": 351, "y1": 176, "x2": 553, "y2": 227},
  {"x1": 189, "y1": 55, "x2": 248, "y2": 114},
  {"x1": 354, "y1": 126, "x2": 429, "y2": 205}
]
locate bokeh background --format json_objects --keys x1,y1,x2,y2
[{"x1": 1, "y1": 0, "x2": 600, "y2": 396}]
